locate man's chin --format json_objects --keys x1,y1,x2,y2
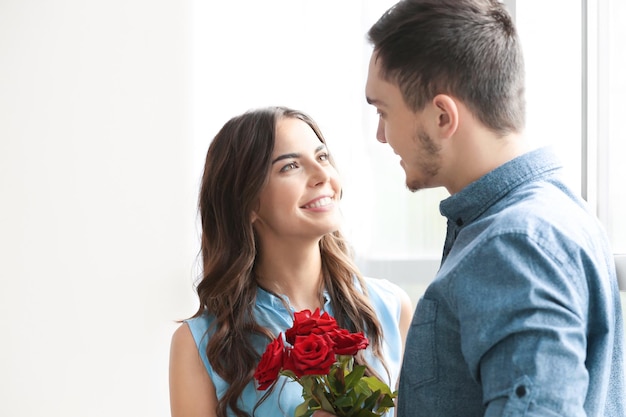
[
  {"x1": 406, "y1": 174, "x2": 434, "y2": 193},
  {"x1": 406, "y1": 178, "x2": 423, "y2": 193}
]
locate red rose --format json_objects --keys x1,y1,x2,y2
[
  {"x1": 283, "y1": 333, "x2": 336, "y2": 377},
  {"x1": 329, "y1": 329, "x2": 369, "y2": 356},
  {"x1": 254, "y1": 335, "x2": 286, "y2": 390},
  {"x1": 285, "y1": 308, "x2": 340, "y2": 345}
]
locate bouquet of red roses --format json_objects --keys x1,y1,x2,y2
[{"x1": 254, "y1": 308, "x2": 396, "y2": 417}]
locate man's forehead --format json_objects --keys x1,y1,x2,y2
[{"x1": 365, "y1": 53, "x2": 385, "y2": 103}]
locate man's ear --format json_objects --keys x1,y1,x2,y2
[{"x1": 431, "y1": 94, "x2": 459, "y2": 139}]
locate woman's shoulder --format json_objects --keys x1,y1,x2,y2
[
  {"x1": 362, "y1": 276, "x2": 408, "y2": 300},
  {"x1": 184, "y1": 312, "x2": 216, "y2": 338},
  {"x1": 169, "y1": 320, "x2": 219, "y2": 415},
  {"x1": 170, "y1": 321, "x2": 195, "y2": 351},
  {"x1": 361, "y1": 277, "x2": 412, "y2": 318}
]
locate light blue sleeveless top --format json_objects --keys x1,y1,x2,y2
[{"x1": 186, "y1": 277, "x2": 405, "y2": 417}]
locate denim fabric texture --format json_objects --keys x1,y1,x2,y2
[
  {"x1": 186, "y1": 277, "x2": 405, "y2": 417},
  {"x1": 398, "y1": 147, "x2": 625, "y2": 417}
]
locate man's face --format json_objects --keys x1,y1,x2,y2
[{"x1": 365, "y1": 52, "x2": 442, "y2": 192}]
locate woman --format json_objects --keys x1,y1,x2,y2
[{"x1": 169, "y1": 106, "x2": 412, "y2": 417}]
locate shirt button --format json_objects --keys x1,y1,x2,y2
[{"x1": 515, "y1": 385, "x2": 527, "y2": 398}]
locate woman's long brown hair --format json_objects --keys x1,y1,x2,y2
[{"x1": 192, "y1": 106, "x2": 386, "y2": 417}]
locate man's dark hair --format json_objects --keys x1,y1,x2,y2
[{"x1": 368, "y1": 0, "x2": 525, "y2": 135}]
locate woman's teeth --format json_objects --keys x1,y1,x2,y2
[{"x1": 303, "y1": 197, "x2": 333, "y2": 209}]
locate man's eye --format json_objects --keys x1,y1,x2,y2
[{"x1": 318, "y1": 153, "x2": 329, "y2": 162}]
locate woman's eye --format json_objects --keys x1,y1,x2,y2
[
  {"x1": 280, "y1": 162, "x2": 298, "y2": 172},
  {"x1": 318, "y1": 153, "x2": 329, "y2": 162}
]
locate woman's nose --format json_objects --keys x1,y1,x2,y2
[{"x1": 310, "y1": 163, "x2": 331, "y2": 186}]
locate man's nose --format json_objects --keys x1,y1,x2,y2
[{"x1": 376, "y1": 119, "x2": 387, "y2": 143}]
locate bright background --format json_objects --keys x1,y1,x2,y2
[{"x1": 0, "y1": 1, "x2": 624, "y2": 416}]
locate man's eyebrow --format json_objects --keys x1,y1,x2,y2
[
  {"x1": 366, "y1": 96, "x2": 381, "y2": 105},
  {"x1": 271, "y1": 145, "x2": 327, "y2": 165}
]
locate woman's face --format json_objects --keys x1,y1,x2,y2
[{"x1": 252, "y1": 117, "x2": 342, "y2": 244}]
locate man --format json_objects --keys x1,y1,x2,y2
[{"x1": 316, "y1": 0, "x2": 625, "y2": 416}]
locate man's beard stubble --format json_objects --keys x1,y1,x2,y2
[{"x1": 406, "y1": 128, "x2": 441, "y2": 193}]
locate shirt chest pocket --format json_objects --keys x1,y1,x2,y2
[{"x1": 402, "y1": 297, "x2": 438, "y2": 388}]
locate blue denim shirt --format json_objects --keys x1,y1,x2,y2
[{"x1": 398, "y1": 147, "x2": 625, "y2": 416}]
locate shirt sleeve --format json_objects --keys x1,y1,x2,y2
[{"x1": 451, "y1": 232, "x2": 589, "y2": 416}]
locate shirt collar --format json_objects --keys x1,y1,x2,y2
[
  {"x1": 439, "y1": 146, "x2": 562, "y2": 226},
  {"x1": 256, "y1": 285, "x2": 331, "y2": 313}
]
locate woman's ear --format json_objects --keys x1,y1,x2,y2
[
  {"x1": 250, "y1": 200, "x2": 260, "y2": 223},
  {"x1": 431, "y1": 94, "x2": 459, "y2": 139}
]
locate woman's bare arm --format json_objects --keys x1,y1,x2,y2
[
  {"x1": 397, "y1": 290, "x2": 413, "y2": 353},
  {"x1": 169, "y1": 323, "x2": 218, "y2": 417}
]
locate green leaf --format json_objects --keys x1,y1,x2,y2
[
  {"x1": 313, "y1": 383, "x2": 335, "y2": 413},
  {"x1": 337, "y1": 355, "x2": 354, "y2": 371},
  {"x1": 362, "y1": 390, "x2": 381, "y2": 411},
  {"x1": 290, "y1": 362, "x2": 397, "y2": 417},
  {"x1": 333, "y1": 395, "x2": 355, "y2": 408},
  {"x1": 361, "y1": 376, "x2": 393, "y2": 395},
  {"x1": 280, "y1": 369, "x2": 298, "y2": 380},
  {"x1": 353, "y1": 409, "x2": 379, "y2": 417},
  {"x1": 294, "y1": 399, "x2": 313, "y2": 417},
  {"x1": 378, "y1": 394, "x2": 396, "y2": 408},
  {"x1": 353, "y1": 379, "x2": 372, "y2": 397},
  {"x1": 344, "y1": 365, "x2": 367, "y2": 390},
  {"x1": 299, "y1": 376, "x2": 316, "y2": 399},
  {"x1": 328, "y1": 364, "x2": 345, "y2": 393}
]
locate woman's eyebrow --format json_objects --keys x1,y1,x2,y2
[
  {"x1": 271, "y1": 145, "x2": 327, "y2": 165},
  {"x1": 271, "y1": 153, "x2": 300, "y2": 165}
]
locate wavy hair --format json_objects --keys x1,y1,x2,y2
[
  {"x1": 368, "y1": 0, "x2": 525, "y2": 135},
  {"x1": 192, "y1": 106, "x2": 386, "y2": 417}
]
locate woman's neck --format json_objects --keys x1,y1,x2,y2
[{"x1": 254, "y1": 241, "x2": 324, "y2": 312}]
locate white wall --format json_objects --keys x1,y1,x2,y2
[
  {"x1": 0, "y1": 1, "x2": 198, "y2": 416},
  {"x1": 2, "y1": 2, "x2": 624, "y2": 416}
]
